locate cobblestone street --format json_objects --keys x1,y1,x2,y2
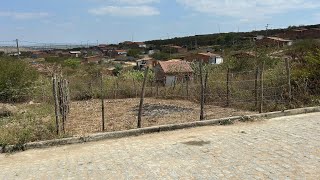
[{"x1": 1, "y1": 113, "x2": 320, "y2": 179}]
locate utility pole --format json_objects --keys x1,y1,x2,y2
[
  {"x1": 265, "y1": 24, "x2": 270, "y2": 36},
  {"x1": 16, "y1": 39, "x2": 20, "y2": 59}
]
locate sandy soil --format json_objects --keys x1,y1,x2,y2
[{"x1": 66, "y1": 98, "x2": 254, "y2": 136}]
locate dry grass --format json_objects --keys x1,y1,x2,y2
[{"x1": 66, "y1": 98, "x2": 254, "y2": 136}]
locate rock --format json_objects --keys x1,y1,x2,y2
[{"x1": 0, "y1": 103, "x2": 18, "y2": 118}]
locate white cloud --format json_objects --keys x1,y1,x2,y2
[
  {"x1": 176, "y1": 0, "x2": 320, "y2": 21},
  {"x1": 89, "y1": 5, "x2": 160, "y2": 16},
  {"x1": 0, "y1": 11, "x2": 49, "y2": 20}
]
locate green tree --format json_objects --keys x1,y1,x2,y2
[
  {"x1": 151, "y1": 52, "x2": 170, "y2": 60},
  {"x1": 127, "y1": 49, "x2": 141, "y2": 58},
  {"x1": 0, "y1": 57, "x2": 39, "y2": 102},
  {"x1": 63, "y1": 58, "x2": 81, "y2": 69}
]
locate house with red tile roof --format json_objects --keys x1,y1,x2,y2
[{"x1": 155, "y1": 59, "x2": 193, "y2": 86}]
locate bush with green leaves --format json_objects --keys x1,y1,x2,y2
[
  {"x1": 63, "y1": 58, "x2": 81, "y2": 69},
  {"x1": 0, "y1": 57, "x2": 39, "y2": 102}
]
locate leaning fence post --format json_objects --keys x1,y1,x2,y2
[
  {"x1": 255, "y1": 66, "x2": 259, "y2": 109},
  {"x1": 259, "y1": 61, "x2": 265, "y2": 113},
  {"x1": 100, "y1": 72, "x2": 105, "y2": 131},
  {"x1": 226, "y1": 68, "x2": 231, "y2": 107},
  {"x1": 204, "y1": 71, "x2": 209, "y2": 104},
  {"x1": 199, "y1": 60, "x2": 205, "y2": 121},
  {"x1": 52, "y1": 74, "x2": 60, "y2": 135},
  {"x1": 285, "y1": 58, "x2": 292, "y2": 105},
  {"x1": 137, "y1": 67, "x2": 149, "y2": 128}
]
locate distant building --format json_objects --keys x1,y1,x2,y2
[
  {"x1": 121, "y1": 41, "x2": 147, "y2": 49},
  {"x1": 136, "y1": 57, "x2": 157, "y2": 70},
  {"x1": 155, "y1": 59, "x2": 193, "y2": 86},
  {"x1": 114, "y1": 50, "x2": 127, "y2": 56},
  {"x1": 82, "y1": 55, "x2": 102, "y2": 64},
  {"x1": 69, "y1": 51, "x2": 81, "y2": 58},
  {"x1": 186, "y1": 52, "x2": 223, "y2": 65},
  {"x1": 257, "y1": 37, "x2": 293, "y2": 48}
]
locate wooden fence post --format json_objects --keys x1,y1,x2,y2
[
  {"x1": 255, "y1": 66, "x2": 260, "y2": 109},
  {"x1": 199, "y1": 60, "x2": 205, "y2": 121},
  {"x1": 226, "y1": 68, "x2": 231, "y2": 107},
  {"x1": 285, "y1": 58, "x2": 292, "y2": 105},
  {"x1": 137, "y1": 67, "x2": 149, "y2": 128},
  {"x1": 204, "y1": 71, "x2": 209, "y2": 104},
  {"x1": 100, "y1": 72, "x2": 105, "y2": 131},
  {"x1": 259, "y1": 61, "x2": 265, "y2": 113},
  {"x1": 52, "y1": 74, "x2": 60, "y2": 135},
  {"x1": 186, "y1": 77, "x2": 189, "y2": 99}
]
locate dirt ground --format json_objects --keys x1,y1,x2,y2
[{"x1": 66, "y1": 98, "x2": 254, "y2": 136}]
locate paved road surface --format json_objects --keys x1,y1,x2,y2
[{"x1": 1, "y1": 113, "x2": 320, "y2": 179}]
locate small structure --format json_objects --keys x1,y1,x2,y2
[
  {"x1": 155, "y1": 59, "x2": 193, "y2": 86},
  {"x1": 136, "y1": 57, "x2": 157, "y2": 70},
  {"x1": 114, "y1": 50, "x2": 127, "y2": 57},
  {"x1": 186, "y1": 52, "x2": 223, "y2": 64},
  {"x1": 82, "y1": 55, "x2": 102, "y2": 64},
  {"x1": 31, "y1": 51, "x2": 49, "y2": 59},
  {"x1": 257, "y1": 37, "x2": 293, "y2": 48},
  {"x1": 69, "y1": 51, "x2": 81, "y2": 58}
]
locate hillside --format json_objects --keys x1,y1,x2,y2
[{"x1": 145, "y1": 24, "x2": 320, "y2": 49}]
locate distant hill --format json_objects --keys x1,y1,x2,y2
[{"x1": 145, "y1": 24, "x2": 320, "y2": 50}]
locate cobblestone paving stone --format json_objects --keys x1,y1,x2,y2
[{"x1": 1, "y1": 113, "x2": 320, "y2": 180}]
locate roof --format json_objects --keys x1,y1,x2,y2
[
  {"x1": 158, "y1": 60, "x2": 193, "y2": 74},
  {"x1": 198, "y1": 52, "x2": 221, "y2": 57},
  {"x1": 115, "y1": 50, "x2": 127, "y2": 53},
  {"x1": 267, "y1": 37, "x2": 292, "y2": 42},
  {"x1": 135, "y1": 42, "x2": 146, "y2": 45},
  {"x1": 170, "y1": 45, "x2": 183, "y2": 49},
  {"x1": 69, "y1": 51, "x2": 81, "y2": 54}
]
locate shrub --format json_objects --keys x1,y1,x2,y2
[
  {"x1": 63, "y1": 58, "x2": 81, "y2": 69},
  {"x1": 0, "y1": 57, "x2": 39, "y2": 102}
]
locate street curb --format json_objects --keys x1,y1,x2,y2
[{"x1": 2, "y1": 106, "x2": 320, "y2": 153}]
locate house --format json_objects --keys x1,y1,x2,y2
[
  {"x1": 136, "y1": 57, "x2": 157, "y2": 70},
  {"x1": 82, "y1": 55, "x2": 102, "y2": 64},
  {"x1": 257, "y1": 37, "x2": 293, "y2": 48},
  {"x1": 121, "y1": 41, "x2": 147, "y2": 49},
  {"x1": 155, "y1": 59, "x2": 193, "y2": 86},
  {"x1": 148, "y1": 49, "x2": 160, "y2": 55},
  {"x1": 186, "y1": 52, "x2": 223, "y2": 64},
  {"x1": 31, "y1": 51, "x2": 49, "y2": 59},
  {"x1": 69, "y1": 51, "x2": 82, "y2": 58},
  {"x1": 163, "y1": 45, "x2": 188, "y2": 54},
  {"x1": 115, "y1": 50, "x2": 127, "y2": 56},
  {"x1": 135, "y1": 42, "x2": 147, "y2": 48}
]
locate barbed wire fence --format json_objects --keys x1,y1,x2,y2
[{"x1": 0, "y1": 59, "x2": 292, "y2": 135}]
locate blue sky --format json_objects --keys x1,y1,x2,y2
[{"x1": 0, "y1": 0, "x2": 319, "y2": 44}]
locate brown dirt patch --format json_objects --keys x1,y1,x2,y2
[{"x1": 66, "y1": 98, "x2": 254, "y2": 136}]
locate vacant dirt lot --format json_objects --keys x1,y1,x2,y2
[{"x1": 66, "y1": 98, "x2": 254, "y2": 135}]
